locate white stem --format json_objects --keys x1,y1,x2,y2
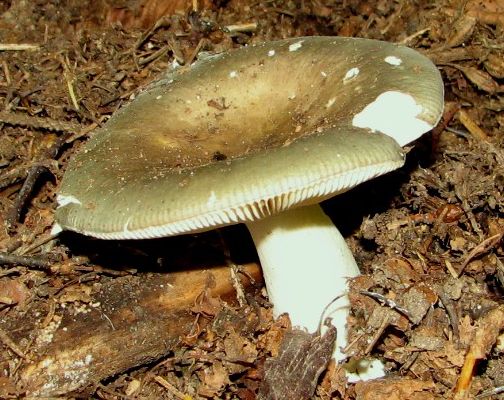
[
  {"x1": 246, "y1": 204, "x2": 386, "y2": 381},
  {"x1": 246, "y1": 203, "x2": 359, "y2": 361}
]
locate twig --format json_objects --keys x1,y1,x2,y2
[
  {"x1": 0, "y1": 252, "x2": 53, "y2": 270},
  {"x1": 154, "y1": 376, "x2": 192, "y2": 400},
  {"x1": 445, "y1": 259, "x2": 459, "y2": 279},
  {"x1": 454, "y1": 306, "x2": 504, "y2": 396},
  {"x1": 0, "y1": 111, "x2": 80, "y2": 133},
  {"x1": 217, "y1": 230, "x2": 247, "y2": 307},
  {"x1": 381, "y1": 0, "x2": 404, "y2": 35},
  {"x1": 359, "y1": 290, "x2": 414, "y2": 321},
  {"x1": 458, "y1": 109, "x2": 489, "y2": 141},
  {"x1": 436, "y1": 290, "x2": 460, "y2": 339},
  {"x1": 2, "y1": 60, "x2": 11, "y2": 84},
  {"x1": 230, "y1": 264, "x2": 246, "y2": 307},
  {"x1": 6, "y1": 131, "x2": 71, "y2": 228},
  {"x1": 134, "y1": 17, "x2": 171, "y2": 50},
  {"x1": 400, "y1": 351, "x2": 420, "y2": 373},
  {"x1": 61, "y1": 56, "x2": 80, "y2": 111},
  {"x1": 16, "y1": 229, "x2": 61, "y2": 255},
  {"x1": 430, "y1": 102, "x2": 461, "y2": 155},
  {"x1": 223, "y1": 22, "x2": 258, "y2": 34},
  {"x1": 0, "y1": 43, "x2": 39, "y2": 51},
  {"x1": 186, "y1": 38, "x2": 208, "y2": 66},
  {"x1": 0, "y1": 326, "x2": 27, "y2": 359},
  {"x1": 475, "y1": 385, "x2": 504, "y2": 399},
  {"x1": 6, "y1": 164, "x2": 52, "y2": 227},
  {"x1": 0, "y1": 160, "x2": 57, "y2": 190},
  {"x1": 364, "y1": 313, "x2": 390, "y2": 354},
  {"x1": 399, "y1": 28, "x2": 430, "y2": 45},
  {"x1": 458, "y1": 233, "x2": 503, "y2": 276},
  {"x1": 63, "y1": 121, "x2": 98, "y2": 145},
  {"x1": 138, "y1": 45, "x2": 171, "y2": 66}
]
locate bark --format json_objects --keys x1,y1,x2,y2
[{"x1": 16, "y1": 262, "x2": 261, "y2": 396}]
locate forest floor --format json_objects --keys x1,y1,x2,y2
[{"x1": 0, "y1": 0, "x2": 503, "y2": 398}]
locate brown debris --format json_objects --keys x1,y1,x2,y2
[
  {"x1": 455, "y1": 306, "x2": 504, "y2": 397},
  {"x1": 354, "y1": 377, "x2": 437, "y2": 400},
  {"x1": 258, "y1": 324, "x2": 336, "y2": 400},
  {"x1": 15, "y1": 263, "x2": 261, "y2": 397},
  {"x1": 0, "y1": 0, "x2": 503, "y2": 397}
]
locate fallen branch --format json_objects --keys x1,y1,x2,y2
[{"x1": 12, "y1": 262, "x2": 261, "y2": 396}]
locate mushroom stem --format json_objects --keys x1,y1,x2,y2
[{"x1": 246, "y1": 203, "x2": 358, "y2": 362}]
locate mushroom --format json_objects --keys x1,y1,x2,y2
[{"x1": 55, "y1": 37, "x2": 444, "y2": 379}]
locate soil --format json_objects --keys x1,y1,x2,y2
[{"x1": 0, "y1": 0, "x2": 503, "y2": 399}]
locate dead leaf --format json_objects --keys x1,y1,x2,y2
[
  {"x1": 197, "y1": 361, "x2": 230, "y2": 398},
  {"x1": 354, "y1": 377, "x2": 437, "y2": 400},
  {"x1": 0, "y1": 278, "x2": 30, "y2": 306},
  {"x1": 446, "y1": 14, "x2": 477, "y2": 47}
]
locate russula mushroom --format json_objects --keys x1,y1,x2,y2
[{"x1": 55, "y1": 37, "x2": 444, "y2": 379}]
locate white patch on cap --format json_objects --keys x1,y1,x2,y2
[
  {"x1": 57, "y1": 194, "x2": 82, "y2": 208},
  {"x1": 352, "y1": 91, "x2": 434, "y2": 146},
  {"x1": 268, "y1": 49, "x2": 275, "y2": 57},
  {"x1": 229, "y1": 70, "x2": 238, "y2": 78},
  {"x1": 289, "y1": 40, "x2": 304, "y2": 52},
  {"x1": 325, "y1": 97, "x2": 336, "y2": 108},
  {"x1": 321, "y1": 71, "x2": 327, "y2": 77},
  {"x1": 384, "y1": 56, "x2": 402, "y2": 66},
  {"x1": 343, "y1": 67, "x2": 359, "y2": 83}
]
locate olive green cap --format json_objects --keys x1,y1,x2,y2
[{"x1": 56, "y1": 36, "x2": 444, "y2": 239}]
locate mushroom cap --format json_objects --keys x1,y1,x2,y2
[{"x1": 56, "y1": 36, "x2": 443, "y2": 239}]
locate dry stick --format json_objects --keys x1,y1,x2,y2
[
  {"x1": 61, "y1": 56, "x2": 80, "y2": 111},
  {"x1": 454, "y1": 306, "x2": 504, "y2": 396},
  {"x1": 359, "y1": 290, "x2": 414, "y2": 322},
  {"x1": 430, "y1": 102, "x2": 460, "y2": 155},
  {"x1": 6, "y1": 164, "x2": 50, "y2": 227},
  {"x1": 399, "y1": 28, "x2": 430, "y2": 45},
  {"x1": 6, "y1": 131, "x2": 72, "y2": 229},
  {"x1": 223, "y1": 22, "x2": 258, "y2": 34},
  {"x1": 436, "y1": 289, "x2": 460, "y2": 339},
  {"x1": 0, "y1": 326, "x2": 27, "y2": 359},
  {"x1": 364, "y1": 313, "x2": 391, "y2": 355},
  {"x1": 0, "y1": 111, "x2": 83, "y2": 226},
  {"x1": 458, "y1": 232, "x2": 503, "y2": 277},
  {"x1": 458, "y1": 109, "x2": 489, "y2": 141},
  {"x1": 0, "y1": 252, "x2": 53, "y2": 270},
  {"x1": 217, "y1": 231, "x2": 247, "y2": 307},
  {"x1": 138, "y1": 45, "x2": 171, "y2": 66},
  {"x1": 475, "y1": 385, "x2": 504, "y2": 399},
  {"x1": 2, "y1": 60, "x2": 11, "y2": 85},
  {"x1": 400, "y1": 351, "x2": 420, "y2": 373},
  {"x1": 186, "y1": 38, "x2": 208, "y2": 66},
  {"x1": 16, "y1": 229, "x2": 61, "y2": 256},
  {"x1": 134, "y1": 17, "x2": 171, "y2": 50},
  {"x1": 154, "y1": 376, "x2": 192, "y2": 400},
  {"x1": 0, "y1": 160, "x2": 57, "y2": 191},
  {"x1": 0, "y1": 43, "x2": 39, "y2": 51},
  {"x1": 0, "y1": 111, "x2": 80, "y2": 133},
  {"x1": 444, "y1": 259, "x2": 459, "y2": 279}
]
